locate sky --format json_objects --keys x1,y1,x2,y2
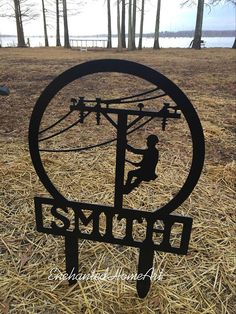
[{"x1": 0, "y1": 0, "x2": 235, "y2": 37}]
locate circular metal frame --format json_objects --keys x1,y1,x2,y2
[{"x1": 29, "y1": 59, "x2": 205, "y2": 218}]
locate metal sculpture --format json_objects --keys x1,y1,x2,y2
[{"x1": 29, "y1": 59, "x2": 205, "y2": 298}]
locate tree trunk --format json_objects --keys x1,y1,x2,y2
[
  {"x1": 128, "y1": 0, "x2": 133, "y2": 50},
  {"x1": 42, "y1": 0, "x2": 49, "y2": 47},
  {"x1": 107, "y1": 0, "x2": 112, "y2": 48},
  {"x1": 192, "y1": 0, "x2": 204, "y2": 49},
  {"x1": 138, "y1": 0, "x2": 145, "y2": 50},
  {"x1": 56, "y1": 0, "x2": 61, "y2": 46},
  {"x1": 132, "y1": 0, "x2": 136, "y2": 49},
  {"x1": 121, "y1": 0, "x2": 126, "y2": 48},
  {"x1": 117, "y1": 0, "x2": 122, "y2": 51},
  {"x1": 232, "y1": 37, "x2": 236, "y2": 49},
  {"x1": 62, "y1": 0, "x2": 70, "y2": 48},
  {"x1": 14, "y1": 0, "x2": 26, "y2": 47},
  {"x1": 153, "y1": 0, "x2": 161, "y2": 49}
]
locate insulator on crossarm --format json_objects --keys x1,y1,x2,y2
[{"x1": 70, "y1": 98, "x2": 78, "y2": 111}]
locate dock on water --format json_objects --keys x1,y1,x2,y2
[{"x1": 70, "y1": 39, "x2": 107, "y2": 51}]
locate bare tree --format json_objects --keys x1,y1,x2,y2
[
  {"x1": 0, "y1": 0, "x2": 38, "y2": 47},
  {"x1": 107, "y1": 0, "x2": 112, "y2": 48},
  {"x1": 128, "y1": 0, "x2": 133, "y2": 50},
  {"x1": 14, "y1": 0, "x2": 26, "y2": 47},
  {"x1": 138, "y1": 0, "x2": 145, "y2": 49},
  {"x1": 132, "y1": 0, "x2": 136, "y2": 49},
  {"x1": 62, "y1": 0, "x2": 70, "y2": 48},
  {"x1": 153, "y1": 0, "x2": 161, "y2": 49},
  {"x1": 56, "y1": 0, "x2": 61, "y2": 46},
  {"x1": 182, "y1": 0, "x2": 205, "y2": 49},
  {"x1": 233, "y1": 36, "x2": 236, "y2": 49},
  {"x1": 42, "y1": 0, "x2": 49, "y2": 46},
  {"x1": 55, "y1": 0, "x2": 82, "y2": 48},
  {"x1": 192, "y1": 0, "x2": 205, "y2": 49},
  {"x1": 117, "y1": 0, "x2": 122, "y2": 51},
  {"x1": 121, "y1": 0, "x2": 126, "y2": 48}
]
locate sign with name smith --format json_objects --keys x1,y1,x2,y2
[{"x1": 29, "y1": 59, "x2": 205, "y2": 298}]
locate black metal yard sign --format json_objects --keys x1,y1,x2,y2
[{"x1": 29, "y1": 59, "x2": 205, "y2": 298}]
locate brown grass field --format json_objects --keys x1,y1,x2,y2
[{"x1": 0, "y1": 47, "x2": 235, "y2": 313}]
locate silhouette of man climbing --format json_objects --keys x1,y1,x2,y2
[{"x1": 123, "y1": 134, "x2": 159, "y2": 194}]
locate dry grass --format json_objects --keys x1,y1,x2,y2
[{"x1": 0, "y1": 47, "x2": 235, "y2": 313}]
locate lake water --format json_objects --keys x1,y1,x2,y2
[{"x1": 0, "y1": 36, "x2": 234, "y2": 48}]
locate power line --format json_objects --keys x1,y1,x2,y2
[
  {"x1": 38, "y1": 92, "x2": 165, "y2": 143},
  {"x1": 39, "y1": 110, "x2": 73, "y2": 135},
  {"x1": 38, "y1": 111, "x2": 91, "y2": 142},
  {"x1": 38, "y1": 87, "x2": 162, "y2": 139},
  {"x1": 39, "y1": 117, "x2": 154, "y2": 153}
]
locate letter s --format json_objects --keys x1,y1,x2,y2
[{"x1": 51, "y1": 205, "x2": 70, "y2": 230}]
